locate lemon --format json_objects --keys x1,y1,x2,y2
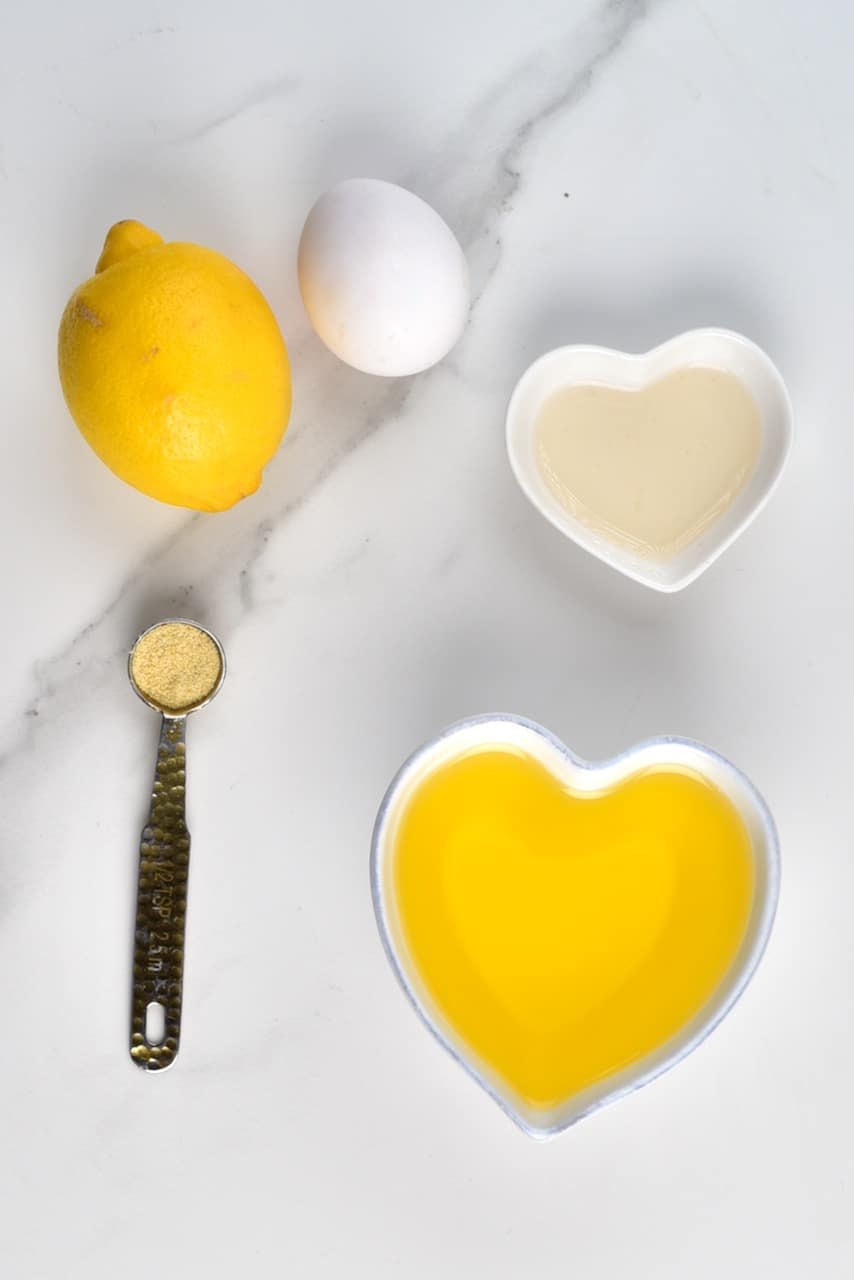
[{"x1": 58, "y1": 220, "x2": 291, "y2": 511}]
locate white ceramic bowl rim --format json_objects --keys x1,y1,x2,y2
[
  {"x1": 371, "y1": 713, "x2": 780, "y2": 1139},
  {"x1": 505, "y1": 328, "x2": 794, "y2": 593}
]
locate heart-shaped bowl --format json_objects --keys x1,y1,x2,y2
[
  {"x1": 371, "y1": 714, "x2": 779, "y2": 1139},
  {"x1": 506, "y1": 328, "x2": 793, "y2": 592}
]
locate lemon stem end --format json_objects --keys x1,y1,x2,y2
[{"x1": 95, "y1": 220, "x2": 164, "y2": 273}]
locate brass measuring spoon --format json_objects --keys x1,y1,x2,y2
[{"x1": 128, "y1": 619, "x2": 226, "y2": 1071}]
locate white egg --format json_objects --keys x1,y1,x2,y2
[{"x1": 297, "y1": 178, "x2": 470, "y2": 377}]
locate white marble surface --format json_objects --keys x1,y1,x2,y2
[{"x1": 1, "y1": 0, "x2": 852, "y2": 1274}]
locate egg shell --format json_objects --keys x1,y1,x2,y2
[{"x1": 297, "y1": 178, "x2": 470, "y2": 377}]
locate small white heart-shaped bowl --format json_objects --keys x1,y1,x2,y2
[
  {"x1": 506, "y1": 329, "x2": 793, "y2": 592},
  {"x1": 371, "y1": 715, "x2": 779, "y2": 1139}
]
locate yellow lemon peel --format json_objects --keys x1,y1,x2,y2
[
  {"x1": 95, "y1": 220, "x2": 165, "y2": 272},
  {"x1": 58, "y1": 220, "x2": 291, "y2": 511}
]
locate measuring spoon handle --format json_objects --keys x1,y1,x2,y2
[{"x1": 130, "y1": 715, "x2": 190, "y2": 1071}]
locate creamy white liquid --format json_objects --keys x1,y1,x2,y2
[{"x1": 534, "y1": 367, "x2": 762, "y2": 561}]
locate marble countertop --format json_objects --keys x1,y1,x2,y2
[{"x1": 2, "y1": 0, "x2": 852, "y2": 1275}]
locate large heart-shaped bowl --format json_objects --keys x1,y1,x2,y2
[
  {"x1": 371, "y1": 715, "x2": 779, "y2": 1139},
  {"x1": 506, "y1": 329, "x2": 793, "y2": 592}
]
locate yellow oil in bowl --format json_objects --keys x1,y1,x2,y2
[{"x1": 386, "y1": 740, "x2": 757, "y2": 1122}]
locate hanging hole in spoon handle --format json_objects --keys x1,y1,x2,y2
[{"x1": 127, "y1": 619, "x2": 226, "y2": 1072}]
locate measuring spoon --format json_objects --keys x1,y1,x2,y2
[{"x1": 128, "y1": 619, "x2": 226, "y2": 1071}]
